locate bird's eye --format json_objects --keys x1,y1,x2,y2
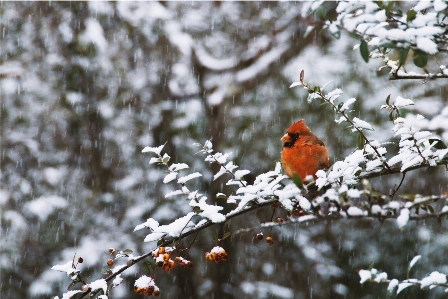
[{"x1": 288, "y1": 133, "x2": 299, "y2": 140}]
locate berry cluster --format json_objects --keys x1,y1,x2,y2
[
  {"x1": 175, "y1": 256, "x2": 193, "y2": 268},
  {"x1": 134, "y1": 275, "x2": 160, "y2": 297},
  {"x1": 205, "y1": 246, "x2": 228, "y2": 264},
  {"x1": 152, "y1": 247, "x2": 176, "y2": 272}
]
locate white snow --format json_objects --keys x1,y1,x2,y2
[
  {"x1": 24, "y1": 195, "x2": 68, "y2": 221},
  {"x1": 397, "y1": 208, "x2": 410, "y2": 229},
  {"x1": 409, "y1": 255, "x2": 421, "y2": 269},
  {"x1": 134, "y1": 275, "x2": 155, "y2": 289},
  {"x1": 397, "y1": 282, "x2": 413, "y2": 294},
  {"x1": 89, "y1": 279, "x2": 108, "y2": 293},
  {"x1": 347, "y1": 206, "x2": 366, "y2": 216},
  {"x1": 51, "y1": 261, "x2": 79, "y2": 278},
  {"x1": 142, "y1": 144, "x2": 165, "y2": 155},
  {"x1": 163, "y1": 172, "x2": 178, "y2": 183},
  {"x1": 388, "y1": 279, "x2": 399, "y2": 292},
  {"x1": 394, "y1": 96, "x2": 414, "y2": 108},
  {"x1": 177, "y1": 172, "x2": 202, "y2": 184},
  {"x1": 359, "y1": 269, "x2": 371, "y2": 283},
  {"x1": 340, "y1": 98, "x2": 356, "y2": 111},
  {"x1": 420, "y1": 271, "x2": 447, "y2": 288},
  {"x1": 352, "y1": 117, "x2": 373, "y2": 131}
]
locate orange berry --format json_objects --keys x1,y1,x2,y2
[
  {"x1": 106, "y1": 259, "x2": 114, "y2": 266},
  {"x1": 266, "y1": 236, "x2": 274, "y2": 245},
  {"x1": 152, "y1": 289, "x2": 160, "y2": 297}
]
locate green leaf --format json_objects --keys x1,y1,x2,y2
[
  {"x1": 406, "y1": 9, "x2": 416, "y2": 22},
  {"x1": 292, "y1": 173, "x2": 303, "y2": 189},
  {"x1": 398, "y1": 48, "x2": 410, "y2": 65},
  {"x1": 330, "y1": 27, "x2": 341, "y2": 39},
  {"x1": 426, "y1": 205, "x2": 434, "y2": 214},
  {"x1": 357, "y1": 133, "x2": 365, "y2": 150},
  {"x1": 222, "y1": 231, "x2": 231, "y2": 240},
  {"x1": 389, "y1": 111, "x2": 394, "y2": 122},
  {"x1": 374, "y1": 1, "x2": 383, "y2": 8},
  {"x1": 313, "y1": 86, "x2": 321, "y2": 93},
  {"x1": 360, "y1": 40, "x2": 370, "y2": 63},
  {"x1": 315, "y1": 6, "x2": 327, "y2": 21},
  {"x1": 429, "y1": 139, "x2": 447, "y2": 149},
  {"x1": 385, "y1": 1, "x2": 394, "y2": 17},
  {"x1": 192, "y1": 206, "x2": 203, "y2": 212},
  {"x1": 143, "y1": 260, "x2": 154, "y2": 274},
  {"x1": 122, "y1": 249, "x2": 133, "y2": 255},
  {"x1": 212, "y1": 235, "x2": 218, "y2": 241},
  {"x1": 157, "y1": 239, "x2": 163, "y2": 246},
  {"x1": 216, "y1": 193, "x2": 227, "y2": 199},
  {"x1": 337, "y1": 102, "x2": 344, "y2": 111},
  {"x1": 126, "y1": 260, "x2": 134, "y2": 267},
  {"x1": 385, "y1": 94, "x2": 391, "y2": 105},
  {"x1": 368, "y1": 262, "x2": 375, "y2": 270},
  {"x1": 413, "y1": 50, "x2": 428, "y2": 68}
]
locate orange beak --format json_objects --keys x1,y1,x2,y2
[{"x1": 281, "y1": 133, "x2": 290, "y2": 143}]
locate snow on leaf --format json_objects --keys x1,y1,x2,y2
[
  {"x1": 409, "y1": 255, "x2": 421, "y2": 269},
  {"x1": 61, "y1": 290, "x2": 82, "y2": 299},
  {"x1": 397, "y1": 282, "x2": 413, "y2": 294},
  {"x1": 397, "y1": 208, "x2": 410, "y2": 229},
  {"x1": 340, "y1": 97, "x2": 356, "y2": 111},
  {"x1": 416, "y1": 37, "x2": 438, "y2": 55},
  {"x1": 142, "y1": 144, "x2": 165, "y2": 155},
  {"x1": 169, "y1": 163, "x2": 189, "y2": 171},
  {"x1": 352, "y1": 117, "x2": 373, "y2": 131},
  {"x1": 134, "y1": 218, "x2": 159, "y2": 231},
  {"x1": 421, "y1": 272, "x2": 447, "y2": 288},
  {"x1": 388, "y1": 279, "x2": 399, "y2": 292},
  {"x1": 359, "y1": 269, "x2": 372, "y2": 283},
  {"x1": 189, "y1": 196, "x2": 225, "y2": 223},
  {"x1": 234, "y1": 170, "x2": 250, "y2": 180},
  {"x1": 89, "y1": 279, "x2": 108, "y2": 294},
  {"x1": 289, "y1": 81, "x2": 302, "y2": 88},
  {"x1": 163, "y1": 172, "x2": 178, "y2": 183},
  {"x1": 143, "y1": 232, "x2": 166, "y2": 243},
  {"x1": 165, "y1": 190, "x2": 184, "y2": 198},
  {"x1": 326, "y1": 88, "x2": 343, "y2": 103},
  {"x1": 394, "y1": 96, "x2": 414, "y2": 108},
  {"x1": 374, "y1": 272, "x2": 388, "y2": 282},
  {"x1": 149, "y1": 157, "x2": 161, "y2": 164},
  {"x1": 150, "y1": 212, "x2": 195, "y2": 237},
  {"x1": 51, "y1": 261, "x2": 79, "y2": 277},
  {"x1": 177, "y1": 172, "x2": 202, "y2": 184},
  {"x1": 347, "y1": 206, "x2": 366, "y2": 216}
]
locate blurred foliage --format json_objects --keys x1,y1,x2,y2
[{"x1": 0, "y1": 1, "x2": 447, "y2": 299}]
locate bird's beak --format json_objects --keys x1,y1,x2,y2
[{"x1": 281, "y1": 133, "x2": 290, "y2": 143}]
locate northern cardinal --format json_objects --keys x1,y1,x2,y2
[{"x1": 281, "y1": 120, "x2": 329, "y2": 182}]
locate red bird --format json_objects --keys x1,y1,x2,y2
[{"x1": 281, "y1": 120, "x2": 329, "y2": 182}]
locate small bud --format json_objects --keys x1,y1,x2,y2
[
  {"x1": 266, "y1": 236, "x2": 274, "y2": 245},
  {"x1": 77, "y1": 257, "x2": 83, "y2": 263},
  {"x1": 277, "y1": 217, "x2": 283, "y2": 224},
  {"x1": 108, "y1": 248, "x2": 116, "y2": 255},
  {"x1": 107, "y1": 259, "x2": 114, "y2": 266},
  {"x1": 256, "y1": 233, "x2": 264, "y2": 240}
]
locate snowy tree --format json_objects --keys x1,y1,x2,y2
[{"x1": 1, "y1": 1, "x2": 447, "y2": 299}]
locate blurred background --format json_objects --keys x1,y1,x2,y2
[{"x1": 1, "y1": 2, "x2": 447, "y2": 298}]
